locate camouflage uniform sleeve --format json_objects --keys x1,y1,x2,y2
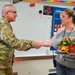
[{"x1": 1, "y1": 25, "x2": 36, "y2": 51}]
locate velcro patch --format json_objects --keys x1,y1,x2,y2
[{"x1": 4, "y1": 29, "x2": 11, "y2": 35}]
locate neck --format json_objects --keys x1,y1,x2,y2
[
  {"x1": 65, "y1": 24, "x2": 75, "y2": 32},
  {"x1": 63, "y1": 24, "x2": 74, "y2": 37}
]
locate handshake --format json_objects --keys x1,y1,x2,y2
[{"x1": 34, "y1": 40, "x2": 45, "y2": 49}]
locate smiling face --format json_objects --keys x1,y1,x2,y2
[
  {"x1": 60, "y1": 12, "x2": 70, "y2": 26},
  {"x1": 60, "y1": 8, "x2": 75, "y2": 27},
  {"x1": 2, "y1": 5, "x2": 17, "y2": 23}
]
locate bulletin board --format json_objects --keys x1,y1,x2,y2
[{"x1": 50, "y1": 7, "x2": 66, "y2": 50}]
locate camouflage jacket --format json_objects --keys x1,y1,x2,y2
[{"x1": 0, "y1": 17, "x2": 36, "y2": 69}]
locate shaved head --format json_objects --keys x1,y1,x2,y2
[
  {"x1": 2, "y1": 4, "x2": 17, "y2": 22},
  {"x1": 2, "y1": 4, "x2": 13, "y2": 12},
  {"x1": 2, "y1": 4, "x2": 16, "y2": 16}
]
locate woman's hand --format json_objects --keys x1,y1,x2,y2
[{"x1": 69, "y1": 53, "x2": 75, "y2": 58}]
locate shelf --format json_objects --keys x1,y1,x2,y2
[{"x1": 23, "y1": 0, "x2": 75, "y2": 6}]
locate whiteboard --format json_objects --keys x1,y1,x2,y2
[
  {"x1": 0, "y1": 1, "x2": 74, "y2": 57},
  {"x1": 12, "y1": 2, "x2": 52, "y2": 57}
]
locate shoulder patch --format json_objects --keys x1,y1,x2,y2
[{"x1": 4, "y1": 29, "x2": 12, "y2": 35}]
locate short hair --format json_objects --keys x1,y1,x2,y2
[
  {"x1": 2, "y1": 4, "x2": 14, "y2": 16},
  {"x1": 3, "y1": 4, "x2": 13, "y2": 8},
  {"x1": 2, "y1": 4, "x2": 13, "y2": 11}
]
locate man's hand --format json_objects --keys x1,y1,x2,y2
[{"x1": 34, "y1": 41, "x2": 42, "y2": 49}]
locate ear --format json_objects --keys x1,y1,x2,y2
[
  {"x1": 2, "y1": 11, "x2": 8, "y2": 17},
  {"x1": 6, "y1": 11, "x2": 9, "y2": 17},
  {"x1": 69, "y1": 17, "x2": 72, "y2": 22}
]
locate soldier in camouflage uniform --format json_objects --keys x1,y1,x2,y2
[{"x1": 0, "y1": 4, "x2": 41, "y2": 75}]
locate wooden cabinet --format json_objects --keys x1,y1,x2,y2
[{"x1": 13, "y1": 72, "x2": 18, "y2": 75}]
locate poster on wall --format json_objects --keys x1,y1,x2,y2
[
  {"x1": 50, "y1": 6, "x2": 66, "y2": 50},
  {"x1": 43, "y1": 5, "x2": 53, "y2": 16}
]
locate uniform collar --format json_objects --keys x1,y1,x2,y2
[{"x1": 2, "y1": 16, "x2": 13, "y2": 30}]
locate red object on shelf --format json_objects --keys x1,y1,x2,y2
[
  {"x1": 71, "y1": 1, "x2": 75, "y2": 5},
  {"x1": 29, "y1": 3, "x2": 35, "y2": 7}
]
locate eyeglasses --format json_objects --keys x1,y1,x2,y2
[{"x1": 8, "y1": 11, "x2": 17, "y2": 14}]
